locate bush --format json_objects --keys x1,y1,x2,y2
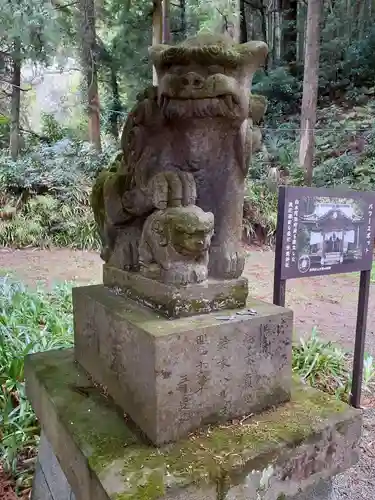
[
  {"x1": 252, "y1": 67, "x2": 302, "y2": 120},
  {"x1": 0, "y1": 194, "x2": 100, "y2": 250},
  {"x1": 0, "y1": 139, "x2": 115, "y2": 201},
  {"x1": 40, "y1": 113, "x2": 66, "y2": 143},
  {"x1": 312, "y1": 155, "x2": 357, "y2": 188},
  {"x1": 0, "y1": 277, "x2": 73, "y2": 493},
  {"x1": 243, "y1": 179, "x2": 278, "y2": 245},
  {"x1": 292, "y1": 326, "x2": 375, "y2": 402},
  {"x1": 342, "y1": 27, "x2": 375, "y2": 88},
  {"x1": 0, "y1": 139, "x2": 117, "y2": 249}
]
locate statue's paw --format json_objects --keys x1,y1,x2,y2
[
  {"x1": 162, "y1": 263, "x2": 207, "y2": 286},
  {"x1": 108, "y1": 231, "x2": 140, "y2": 271},
  {"x1": 208, "y1": 244, "x2": 245, "y2": 280},
  {"x1": 123, "y1": 238, "x2": 140, "y2": 272},
  {"x1": 148, "y1": 171, "x2": 197, "y2": 209},
  {"x1": 191, "y1": 264, "x2": 208, "y2": 283}
]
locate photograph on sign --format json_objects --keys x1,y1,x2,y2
[{"x1": 279, "y1": 187, "x2": 375, "y2": 280}]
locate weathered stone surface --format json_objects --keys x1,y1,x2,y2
[
  {"x1": 31, "y1": 462, "x2": 53, "y2": 500},
  {"x1": 26, "y1": 349, "x2": 361, "y2": 500},
  {"x1": 292, "y1": 480, "x2": 336, "y2": 500},
  {"x1": 102, "y1": 264, "x2": 249, "y2": 318},
  {"x1": 37, "y1": 433, "x2": 73, "y2": 499},
  {"x1": 32, "y1": 433, "x2": 77, "y2": 500},
  {"x1": 138, "y1": 204, "x2": 214, "y2": 286},
  {"x1": 32, "y1": 434, "x2": 338, "y2": 500},
  {"x1": 91, "y1": 34, "x2": 269, "y2": 279},
  {"x1": 73, "y1": 284, "x2": 292, "y2": 444}
]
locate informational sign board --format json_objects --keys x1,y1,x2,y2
[
  {"x1": 277, "y1": 186, "x2": 375, "y2": 280},
  {"x1": 273, "y1": 186, "x2": 375, "y2": 410}
]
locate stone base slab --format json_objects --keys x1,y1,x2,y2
[
  {"x1": 26, "y1": 349, "x2": 361, "y2": 500},
  {"x1": 31, "y1": 433, "x2": 76, "y2": 500},
  {"x1": 102, "y1": 264, "x2": 249, "y2": 318},
  {"x1": 73, "y1": 284, "x2": 293, "y2": 444},
  {"x1": 31, "y1": 433, "x2": 339, "y2": 500}
]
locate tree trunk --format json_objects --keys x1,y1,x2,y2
[
  {"x1": 162, "y1": 0, "x2": 171, "y2": 43},
  {"x1": 296, "y1": 0, "x2": 306, "y2": 64},
  {"x1": 152, "y1": 0, "x2": 163, "y2": 85},
  {"x1": 240, "y1": 0, "x2": 248, "y2": 42},
  {"x1": 259, "y1": 3, "x2": 269, "y2": 70},
  {"x1": 9, "y1": 40, "x2": 21, "y2": 160},
  {"x1": 78, "y1": 0, "x2": 101, "y2": 151},
  {"x1": 109, "y1": 68, "x2": 121, "y2": 141},
  {"x1": 180, "y1": 0, "x2": 186, "y2": 38},
  {"x1": 267, "y1": 1, "x2": 274, "y2": 66},
  {"x1": 281, "y1": 0, "x2": 297, "y2": 65},
  {"x1": 274, "y1": 1, "x2": 282, "y2": 62},
  {"x1": 299, "y1": 0, "x2": 322, "y2": 186}
]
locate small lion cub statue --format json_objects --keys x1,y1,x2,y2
[{"x1": 139, "y1": 205, "x2": 214, "y2": 286}]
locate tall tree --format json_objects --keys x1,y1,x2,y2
[
  {"x1": 179, "y1": 0, "x2": 187, "y2": 38},
  {"x1": 152, "y1": 0, "x2": 163, "y2": 85},
  {"x1": 240, "y1": 0, "x2": 248, "y2": 42},
  {"x1": 281, "y1": 0, "x2": 297, "y2": 66},
  {"x1": 0, "y1": 0, "x2": 61, "y2": 157},
  {"x1": 163, "y1": 0, "x2": 171, "y2": 43},
  {"x1": 9, "y1": 40, "x2": 21, "y2": 160},
  {"x1": 299, "y1": 0, "x2": 322, "y2": 186},
  {"x1": 78, "y1": 0, "x2": 101, "y2": 151}
]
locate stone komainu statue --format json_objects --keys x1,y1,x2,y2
[{"x1": 91, "y1": 33, "x2": 268, "y2": 280}]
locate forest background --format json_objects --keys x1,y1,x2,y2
[{"x1": 1, "y1": 0, "x2": 375, "y2": 248}]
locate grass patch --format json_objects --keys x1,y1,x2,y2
[
  {"x1": 0, "y1": 276, "x2": 74, "y2": 494},
  {"x1": 292, "y1": 326, "x2": 375, "y2": 402}
]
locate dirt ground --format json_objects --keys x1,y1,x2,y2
[{"x1": 1, "y1": 245, "x2": 374, "y2": 356}]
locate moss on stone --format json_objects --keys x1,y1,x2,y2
[
  {"x1": 249, "y1": 94, "x2": 267, "y2": 124},
  {"x1": 90, "y1": 151, "x2": 130, "y2": 231},
  {"x1": 150, "y1": 33, "x2": 268, "y2": 69},
  {"x1": 27, "y1": 350, "x2": 355, "y2": 500},
  {"x1": 114, "y1": 470, "x2": 165, "y2": 500}
]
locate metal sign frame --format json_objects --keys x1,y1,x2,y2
[{"x1": 273, "y1": 185, "x2": 375, "y2": 409}]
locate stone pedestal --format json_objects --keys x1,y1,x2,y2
[
  {"x1": 26, "y1": 350, "x2": 361, "y2": 500},
  {"x1": 73, "y1": 284, "x2": 293, "y2": 445},
  {"x1": 102, "y1": 265, "x2": 249, "y2": 318}
]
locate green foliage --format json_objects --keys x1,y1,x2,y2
[
  {"x1": 0, "y1": 277, "x2": 73, "y2": 491},
  {"x1": 40, "y1": 113, "x2": 66, "y2": 143},
  {"x1": 0, "y1": 139, "x2": 115, "y2": 200},
  {"x1": 312, "y1": 155, "x2": 357, "y2": 188},
  {"x1": 252, "y1": 67, "x2": 302, "y2": 120},
  {"x1": 0, "y1": 140, "x2": 116, "y2": 249},
  {"x1": 243, "y1": 179, "x2": 278, "y2": 245},
  {"x1": 0, "y1": 194, "x2": 100, "y2": 250},
  {"x1": 293, "y1": 327, "x2": 375, "y2": 402},
  {"x1": 341, "y1": 27, "x2": 375, "y2": 88},
  {"x1": 0, "y1": 0, "x2": 62, "y2": 62},
  {"x1": 0, "y1": 116, "x2": 10, "y2": 149}
]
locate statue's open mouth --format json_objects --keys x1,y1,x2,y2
[{"x1": 159, "y1": 93, "x2": 244, "y2": 120}]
